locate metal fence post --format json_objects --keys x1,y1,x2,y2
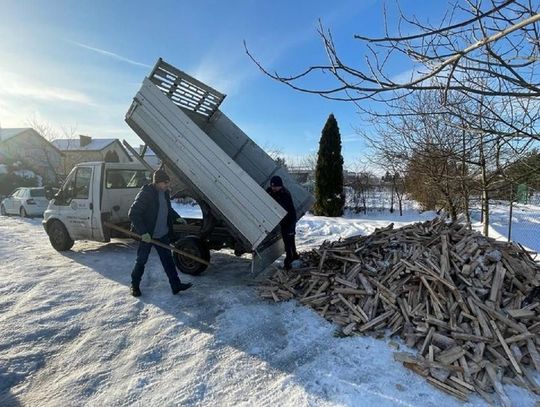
[{"x1": 508, "y1": 184, "x2": 514, "y2": 243}]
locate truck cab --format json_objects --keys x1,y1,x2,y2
[{"x1": 43, "y1": 162, "x2": 151, "y2": 250}]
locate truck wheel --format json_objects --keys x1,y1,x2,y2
[
  {"x1": 48, "y1": 220, "x2": 74, "y2": 251},
  {"x1": 0, "y1": 204, "x2": 6, "y2": 216},
  {"x1": 173, "y1": 236, "x2": 210, "y2": 275}
]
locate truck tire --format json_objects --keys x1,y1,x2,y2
[
  {"x1": 0, "y1": 204, "x2": 6, "y2": 216},
  {"x1": 173, "y1": 236, "x2": 210, "y2": 275},
  {"x1": 48, "y1": 220, "x2": 74, "y2": 251}
]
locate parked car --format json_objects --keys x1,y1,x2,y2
[{"x1": 0, "y1": 187, "x2": 50, "y2": 217}]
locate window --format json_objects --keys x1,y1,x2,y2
[
  {"x1": 62, "y1": 170, "x2": 77, "y2": 200},
  {"x1": 106, "y1": 169, "x2": 151, "y2": 189},
  {"x1": 74, "y1": 167, "x2": 92, "y2": 199},
  {"x1": 104, "y1": 150, "x2": 120, "y2": 162},
  {"x1": 30, "y1": 188, "x2": 45, "y2": 197}
]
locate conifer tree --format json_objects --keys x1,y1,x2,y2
[{"x1": 314, "y1": 114, "x2": 344, "y2": 216}]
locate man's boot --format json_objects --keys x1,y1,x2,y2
[
  {"x1": 130, "y1": 284, "x2": 142, "y2": 297},
  {"x1": 172, "y1": 282, "x2": 192, "y2": 294}
]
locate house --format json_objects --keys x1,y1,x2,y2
[
  {"x1": 0, "y1": 128, "x2": 63, "y2": 184},
  {"x1": 288, "y1": 165, "x2": 313, "y2": 184},
  {"x1": 52, "y1": 135, "x2": 132, "y2": 174}
]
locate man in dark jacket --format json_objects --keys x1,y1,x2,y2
[
  {"x1": 266, "y1": 175, "x2": 299, "y2": 270},
  {"x1": 128, "y1": 169, "x2": 192, "y2": 297}
]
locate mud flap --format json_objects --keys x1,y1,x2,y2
[{"x1": 251, "y1": 233, "x2": 284, "y2": 274}]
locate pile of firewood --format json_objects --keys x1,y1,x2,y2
[{"x1": 259, "y1": 218, "x2": 540, "y2": 405}]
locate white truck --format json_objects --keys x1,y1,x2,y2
[
  {"x1": 43, "y1": 58, "x2": 314, "y2": 274},
  {"x1": 43, "y1": 162, "x2": 151, "y2": 248}
]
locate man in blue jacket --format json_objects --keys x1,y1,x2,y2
[
  {"x1": 128, "y1": 169, "x2": 192, "y2": 297},
  {"x1": 266, "y1": 175, "x2": 299, "y2": 270}
]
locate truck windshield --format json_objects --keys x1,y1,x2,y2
[{"x1": 106, "y1": 169, "x2": 151, "y2": 189}]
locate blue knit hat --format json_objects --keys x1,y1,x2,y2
[
  {"x1": 153, "y1": 169, "x2": 170, "y2": 183},
  {"x1": 270, "y1": 175, "x2": 283, "y2": 187}
]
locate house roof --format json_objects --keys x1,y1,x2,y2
[
  {"x1": 0, "y1": 128, "x2": 31, "y2": 143},
  {"x1": 137, "y1": 146, "x2": 157, "y2": 156},
  {"x1": 52, "y1": 138, "x2": 116, "y2": 151}
]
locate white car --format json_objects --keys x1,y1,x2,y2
[{"x1": 1, "y1": 187, "x2": 50, "y2": 217}]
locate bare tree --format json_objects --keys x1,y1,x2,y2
[
  {"x1": 349, "y1": 169, "x2": 378, "y2": 214},
  {"x1": 26, "y1": 116, "x2": 78, "y2": 183},
  {"x1": 360, "y1": 91, "x2": 466, "y2": 219},
  {"x1": 300, "y1": 152, "x2": 318, "y2": 172},
  {"x1": 247, "y1": 1, "x2": 540, "y2": 233},
  {"x1": 262, "y1": 143, "x2": 288, "y2": 168},
  {"x1": 246, "y1": 0, "x2": 540, "y2": 141},
  {"x1": 364, "y1": 87, "x2": 531, "y2": 231}
]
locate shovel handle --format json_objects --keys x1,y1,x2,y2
[{"x1": 103, "y1": 221, "x2": 210, "y2": 266}]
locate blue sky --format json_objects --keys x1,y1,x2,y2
[{"x1": 0, "y1": 0, "x2": 448, "y2": 170}]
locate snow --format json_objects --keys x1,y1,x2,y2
[
  {"x1": 1, "y1": 208, "x2": 539, "y2": 406},
  {"x1": 471, "y1": 202, "x2": 540, "y2": 256},
  {"x1": 51, "y1": 138, "x2": 116, "y2": 151}
]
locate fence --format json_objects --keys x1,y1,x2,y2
[
  {"x1": 344, "y1": 185, "x2": 421, "y2": 214},
  {"x1": 469, "y1": 185, "x2": 540, "y2": 256},
  {"x1": 343, "y1": 182, "x2": 540, "y2": 255}
]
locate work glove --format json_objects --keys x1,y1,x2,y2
[
  {"x1": 176, "y1": 217, "x2": 187, "y2": 224},
  {"x1": 141, "y1": 233, "x2": 152, "y2": 243}
]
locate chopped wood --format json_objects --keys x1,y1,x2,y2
[
  {"x1": 527, "y1": 339, "x2": 540, "y2": 373},
  {"x1": 259, "y1": 218, "x2": 540, "y2": 401},
  {"x1": 342, "y1": 322, "x2": 356, "y2": 336},
  {"x1": 451, "y1": 332, "x2": 492, "y2": 342},
  {"x1": 357, "y1": 273, "x2": 374, "y2": 295},
  {"x1": 449, "y1": 375, "x2": 475, "y2": 392},
  {"x1": 485, "y1": 363, "x2": 512, "y2": 407},
  {"x1": 505, "y1": 332, "x2": 535, "y2": 344},
  {"x1": 331, "y1": 288, "x2": 366, "y2": 295},
  {"x1": 337, "y1": 294, "x2": 368, "y2": 323},
  {"x1": 506, "y1": 309, "x2": 536, "y2": 319},
  {"x1": 393, "y1": 352, "x2": 463, "y2": 373},
  {"x1": 490, "y1": 320, "x2": 523, "y2": 376},
  {"x1": 436, "y1": 346, "x2": 466, "y2": 365},
  {"x1": 334, "y1": 276, "x2": 358, "y2": 289},
  {"x1": 358, "y1": 310, "x2": 394, "y2": 332},
  {"x1": 489, "y1": 262, "x2": 506, "y2": 306},
  {"x1": 420, "y1": 327, "x2": 435, "y2": 356},
  {"x1": 426, "y1": 376, "x2": 469, "y2": 401},
  {"x1": 431, "y1": 332, "x2": 457, "y2": 350}
]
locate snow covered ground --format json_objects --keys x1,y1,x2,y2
[
  {"x1": 1, "y1": 207, "x2": 539, "y2": 406},
  {"x1": 470, "y1": 202, "x2": 540, "y2": 255}
]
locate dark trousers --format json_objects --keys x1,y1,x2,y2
[
  {"x1": 131, "y1": 235, "x2": 182, "y2": 290},
  {"x1": 282, "y1": 230, "x2": 298, "y2": 269}
]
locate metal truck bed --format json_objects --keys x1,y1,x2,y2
[{"x1": 125, "y1": 58, "x2": 314, "y2": 272}]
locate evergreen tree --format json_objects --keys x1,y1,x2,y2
[{"x1": 314, "y1": 114, "x2": 344, "y2": 216}]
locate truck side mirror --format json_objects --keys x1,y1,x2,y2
[
  {"x1": 45, "y1": 188, "x2": 55, "y2": 200},
  {"x1": 54, "y1": 190, "x2": 65, "y2": 202}
]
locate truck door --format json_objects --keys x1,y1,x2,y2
[{"x1": 59, "y1": 166, "x2": 96, "y2": 239}]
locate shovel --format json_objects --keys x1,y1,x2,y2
[{"x1": 103, "y1": 221, "x2": 210, "y2": 266}]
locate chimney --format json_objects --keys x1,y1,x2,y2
[{"x1": 79, "y1": 135, "x2": 92, "y2": 147}]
